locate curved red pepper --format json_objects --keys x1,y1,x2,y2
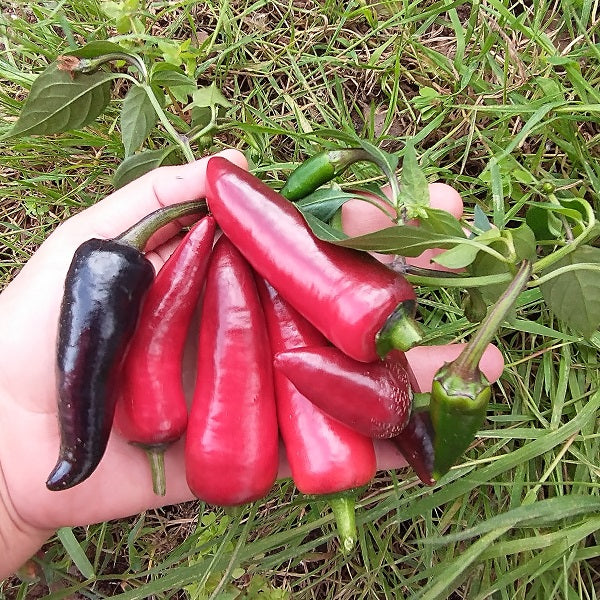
[
  {"x1": 185, "y1": 235, "x2": 279, "y2": 506},
  {"x1": 205, "y1": 157, "x2": 419, "y2": 363},
  {"x1": 257, "y1": 280, "x2": 376, "y2": 495},
  {"x1": 274, "y1": 346, "x2": 413, "y2": 439},
  {"x1": 115, "y1": 216, "x2": 216, "y2": 495}
]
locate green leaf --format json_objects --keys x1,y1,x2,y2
[
  {"x1": 333, "y1": 225, "x2": 460, "y2": 256},
  {"x1": 113, "y1": 147, "x2": 181, "y2": 188},
  {"x1": 5, "y1": 62, "x2": 113, "y2": 138},
  {"x1": 57, "y1": 527, "x2": 95, "y2": 579},
  {"x1": 469, "y1": 241, "x2": 515, "y2": 304},
  {"x1": 302, "y1": 213, "x2": 348, "y2": 242},
  {"x1": 357, "y1": 138, "x2": 399, "y2": 173},
  {"x1": 191, "y1": 82, "x2": 232, "y2": 109},
  {"x1": 65, "y1": 40, "x2": 125, "y2": 58},
  {"x1": 150, "y1": 64, "x2": 196, "y2": 91},
  {"x1": 423, "y1": 496, "x2": 600, "y2": 545},
  {"x1": 511, "y1": 222, "x2": 537, "y2": 262},
  {"x1": 397, "y1": 141, "x2": 430, "y2": 219},
  {"x1": 419, "y1": 206, "x2": 466, "y2": 238},
  {"x1": 540, "y1": 245, "x2": 600, "y2": 337},
  {"x1": 473, "y1": 204, "x2": 493, "y2": 232},
  {"x1": 433, "y1": 228, "x2": 501, "y2": 269},
  {"x1": 526, "y1": 205, "x2": 563, "y2": 240},
  {"x1": 297, "y1": 188, "x2": 359, "y2": 221},
  {"x1": 120, "y1": 85, "x2": 160, "y2": 156}
]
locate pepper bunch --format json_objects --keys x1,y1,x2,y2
[
  {"x1": 49, "y1": 153, "x2": 529, "y2": 549},
  {"x1": 47, "y1": 156, "x2": 435, "y2": 547}
]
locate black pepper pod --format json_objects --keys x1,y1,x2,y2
[{"x1": 46, "y1": 200, "x2": 207, "y2": 491}]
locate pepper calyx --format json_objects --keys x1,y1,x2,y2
[{"x1": 376, "y1": 300, "x2": 423, "y2": 357}]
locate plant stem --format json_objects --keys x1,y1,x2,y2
[
  {"x1": 142, "y1": 84, "x2": 195, "y2": 163},
  {"x1": 451, "y1": 260, "x2": 532, "y2": 375},
  {"x1": 532, "y1": 199, "x2": 596, "y2": 274},
  {"x1": 117, "y1": 201, "x2": 207, "y2": 250}
]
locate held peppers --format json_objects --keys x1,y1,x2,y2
[
  {"x1": 47, "y1": 201, "x2": 206, "y2": 491},
  {"x1": 205, "y1": 157, "x2": 421, "y2": 363},
  {"x1": 257, "y1": 280, "x2": 376, "y2": 494},
  {"x1": 274, "y1": 346, "x2": 413, "y2": 439},
  {"x1": 115, "y1": 216, "x2": 216, "y2": 495},
  {"x1": 185, "y1": 235, "x2": 279, "y2": 506}
]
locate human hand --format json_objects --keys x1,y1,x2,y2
[{"x1": 0, "y1": 154, "x2": 503, "y2": 578}]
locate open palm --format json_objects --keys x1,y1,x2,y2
[{"x1": 0, "y1": 151, "x2": 503, "y2": 577}]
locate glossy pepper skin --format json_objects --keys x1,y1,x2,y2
[
  {"x1": 388, "y1": 350, "x2": 435, "y2": 485},
  {"x1": 430, "y1": 364, "x2": 491, "y2": 480},
  {"x1": 205, "y1": 157, "x2": 419, "y2": 363},
  {"x1": 115, "y1": 216, "x2": 216, "y2": 495},
  {"x1": 280, "y1": 148, "x2": 373, "y2": 201},
  {"x1": 430, "y1": 261, "x2": 531, "y2": 480},
  {"x1": 390, "y1": 411, "x2": 435, "y2": 486},
  {"x1": 257, "y1": 279, "x2": 376, "y2": 495},
  {"x1": 185, "y1": 236, "x2": 279, "y2": 506},
  {"x1": 274, "y1": 346, "x2": 413, "y2": 439},
  {"x1": 47, "y1": 239, "x2": 155, "y2": 490}
]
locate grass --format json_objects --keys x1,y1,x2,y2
[{"x1": 1, "y1": 0, "x2": 599, "y2": 598}]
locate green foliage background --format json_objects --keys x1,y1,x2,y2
[{"x1": 1, "y1": 0, "x2": 599, "y2": 598}]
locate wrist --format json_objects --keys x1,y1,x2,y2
[{"x1": 0, "y1": 460, "x2": 54, "y2": 581}]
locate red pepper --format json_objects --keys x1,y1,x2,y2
[
  {"x1": 274, "y1": 346, "x2": 413, "y2": 439},
  {"x1": 115, "y1": 216, "x2": 216, "y2": 495},
  {"x1": 205, "y1": 157, "x2": 421, "y2": 363},
  {"x1": 387, "y1": 350, "x2": 435, "y2": 485},
  {"x1": 257, "y1": 280, "x2": 376, "y2": 494},
  {"x1": 185, "y1": 235, "x2": 279, "y2": 506},
  {"x1": 390, "y1": 411, "x2": 435, "y2": 486}
]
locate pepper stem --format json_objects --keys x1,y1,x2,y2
[
  {"x1": 117, "y1": 201, "x2": 207, "y2": 251},
  {"x1": 328, "y1": 495, "x2": 357, "y2": 554},
  {"x1": 376, "y1": 300, "x2": 423, "y2": 357},
  {"x1": 451, "y1": 260, "x2": 532, "y2": 377},
  {"x1": 145, "y1": 447, "x2": 166, "y2": 497}
]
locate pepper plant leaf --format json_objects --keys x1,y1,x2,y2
[
  {"x1": 65, "y1": 41, "x2": 125, "y2": 58},
  {"x1": 113, "y1": 147, "x2": 181, "y2": 188},
  {"x1": 397, "y1": 141, "x2": 430, "y2": 219},
  {"x1": 432, "y1": 228, "x2": 501, "y2": 269},
  {"x1": 470, "y1": 255, "x2": 513, "y2": 305},
  {"x1": 332, "y1": 225, "x2": 462, "y2": 256},
  {"x1": 150, "y1": 64, "x2": 196, "y2": 90},
  {"x1": 190, "y1": 82, "x2": 232, "y2": 109},
  {"x1": 302, "y1": 213, "x2": 348, "y2": 242},
  {"x1": 540, "y1": 245, "x2": 600, "y2": 337},
  {"x1": 5, "y1": 62, "x2": 114, "y2": 138},
  {"x1": 356, "y1": 138, "x2": 399, "y2": 173},
  {"x1": 419, "y1": 206, "x2": 466, "y2": 238},
  {"x1": 526, "y1": 204, "x2": 563, "y2": 241},
  {"x1": 511, "y1": 223, "x2": 537, "y2": 262},
  {"x1": 297, "y1": 188, "x2": 360, "y2": 222},
  {"x1": 473, "y1": 204, "x2": 493, "y2": 232},
  {"x1": 120, "y1": 84, "x2": 162, "y2": 156}
]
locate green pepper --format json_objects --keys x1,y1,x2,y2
[
  {"x1": 431, "y1": 261, "x2": 532, "y2": 480},
  {"x1": 280, "y1": 148, "x2": 373, "y2": 201}
]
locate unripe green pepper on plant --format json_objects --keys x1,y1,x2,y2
[{"x1": 430, "y1": 261, "x2": 532, "y2": 480}]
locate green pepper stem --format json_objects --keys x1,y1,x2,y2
[
  {"x1": 330, "y1": 148, "x2": 401, "y2": 211},
  {"x1": 145, "y1": 447, "x2": 166, "y2": 496},
  {"x1": 376, "y1": 300, "x2": 423, "y2": 357},
  {"x1": 117, "y1": 201, "x2": 207, "y2": 251},
  {"x1": 59, "y1": 52, "x2": 148, "y2": 82},
  {"x1": 451, "y1": 260, "x2": 532, "y2": 377},
  {"x1": 328, "y1": 495, "x2": 357, "y2": 554}
]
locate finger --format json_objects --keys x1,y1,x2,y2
[
  {"x1": 340, "y1": 182, "x2": 464, "y2": 267},
  {"x1": 145, "y1": 233, "x2": 186, "y2": 272},
  {"x1": 406, "y1": 343, "x2": 505, "y2": 392},
  {"x1": 58, "y1": 149, "x2": 247, "y2": 248}
]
